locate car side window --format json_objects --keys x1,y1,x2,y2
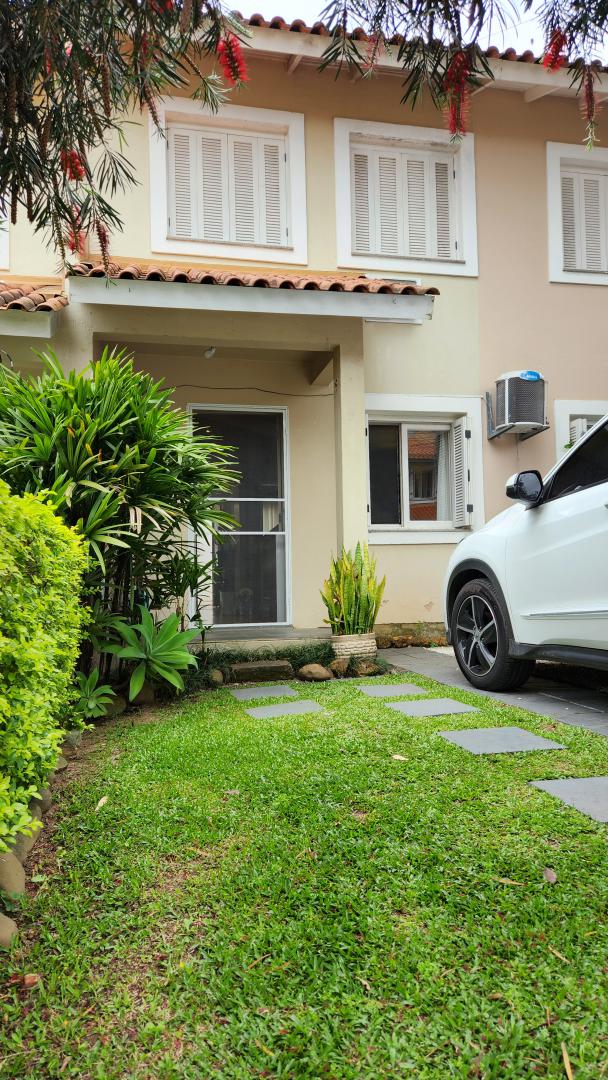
[{"x1": 547, "y1": 419, "x2": 608, "y2": 501}]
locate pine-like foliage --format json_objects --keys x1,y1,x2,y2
[
  {"x1": 0, "y1": 1, "x2": 248, "y2": 261},
  {"x1": 319, "y1": 0, "x2": 607, "y2": 144}
]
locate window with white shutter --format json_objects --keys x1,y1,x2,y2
[
  {"x1": 560, "y1": 164, "x2": 608, "y2": 273},
  {"x1": 167, "y1": 122, "x2": 288, "y2": 249},
  {"x1": 349, "y1": 141, "x2": 458, "y2": 262}
]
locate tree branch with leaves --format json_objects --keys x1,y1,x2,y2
[{"x1": 0, "y1": 0, "x2": 249, "y2": 264}]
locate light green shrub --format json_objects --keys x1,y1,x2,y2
[{"x1": 0, "y1": 481, "x2": 85, "y2": 852}]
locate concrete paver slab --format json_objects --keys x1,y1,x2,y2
[
  {"x1": 440, "y1": 726, "x2": 564, "y2": 755},
  {"x1": 358, "y1": 683, "x2": 429, "y2": 698},
  {"x1": 530, "y1": 776, "x2": 608, "y2": 821},
  {"x1": 230, "y1": 685, "x2": 298, "y2": 701},
  {"x1": 387, "y1": 697, "x2": 479, "y2": 718},
  {"x1": 246, "y1": 700, "x2": 324, "y2": 719}
]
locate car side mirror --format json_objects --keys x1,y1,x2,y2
[{"x1": 505, "y1": 470, "x2": 543, "y2": 506}]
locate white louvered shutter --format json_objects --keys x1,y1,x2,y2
[
  {"x1": 405, "y1": 157, "x2": 427, "y2": 257},
  {"x1": 168, "y1": 127, "x2": 197, "y2": 238},
  {"x1": 434, "y1": 159, "x2": 453, "y2": 259},
  {"x1": 561, "y1": 167, "x2": 608, "y2": 272},
  {"x1": 229, "y1": 134, "x2": 258, "y2": 244},
  {"x1": 451, "y1": 417, "x2": 472, "y2": 528},
  {"x1": 375, "y1": 151, "x2": 401, "y2": 255},
  {"x1": 351, "y1": 150, "x2": 372, "y2": 254},
  {"x1": 259, "y1": 138, "x2": 287, "y2": 247},
  {"x1": 561, "y1": 172, "x2": 578, "y2": 270},
  {"x1": 569, "y1": 417, "x2": 589, "y2": 444},
  {"x1": 200, "y1": 132, "x2": 229, "y2": 242}
]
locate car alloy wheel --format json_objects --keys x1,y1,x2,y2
[{"x1": 454, "y1": 594, "x2": 499, "y2": 677}]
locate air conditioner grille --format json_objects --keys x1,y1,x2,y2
[{"x1": 507, "y1": 378, "x2": 545, "y2": 425}]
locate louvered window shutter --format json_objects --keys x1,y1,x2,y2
[
  {"x1": 168, "y1": 127, "x2": 197, "y2": 238},
  {"x1": 451, "y1": 417, "x2": 471, "y2": 528},
  {"x1": 351, "y1": 150, "x2": 372, "y2": 254},
  {"x1": 404, "y1": 157, "x2": 427, "y2": 257},
  {"x1": 228, "y1": 134, "x2": 258, "y2": 244},
  {"x1": 561, "y1": 167, "x2": 608, "y2": 273},
  {"x1": 375, "y1": 151, "x2": 401, "y2": 255},
  {"x1": 259, "y1": 138, "x2": 287, "y2": 246},
  {"x1": 200, "y1": 132, "x2": 229, "y2": 242},
  {"x1": 569, "y1": 417, "x2": 589, "y2": 444},
  {"x1": 434, "y1": 159, "x2": 453, "y2": 259}
]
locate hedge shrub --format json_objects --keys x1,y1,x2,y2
[{"x1": 0, "y1": 481, "x2": 85, "y2": 852}]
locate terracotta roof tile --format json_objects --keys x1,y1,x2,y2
[
  {"x1": 70, "y1": 261, "x2": 439, "y2": 296},
  {"x1": 0, "y1": 281, "x2": 67, "y2": 312},
  {"x1": 237, "y1": 12, "x2": 548, "y2": 64}
]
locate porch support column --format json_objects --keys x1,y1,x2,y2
[{"x1": 333, "y1": 328, "x2": 368, "y2": 551}]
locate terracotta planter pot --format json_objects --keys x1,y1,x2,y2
[{"x1": 331, "y1": 632, "x2": 377, "y2": 661}]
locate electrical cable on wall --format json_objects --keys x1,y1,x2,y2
[{"x1": 173, "y1": 384, "x2": 334, "y2": 398}]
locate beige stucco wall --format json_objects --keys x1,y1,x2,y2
[{"x1": 3, "y1": 53, "x2": 608, "y2": 627}]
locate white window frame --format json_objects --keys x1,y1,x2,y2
[
  {"x1": 547, "y1": 141, "x2": 608, "y2": 285},
  {"x1": 554, "y1": 399, "x2": 608, "y2": 458},
  {"x1": 366, "y1": 393, "x2": 484, "y2": 544},
  {"x1": 335, "y1": 118, "x2": 478, "y2": 278},
  {"x1": 150, "y1": 98, "x2": 307, "y2": 265}
]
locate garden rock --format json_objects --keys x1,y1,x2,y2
[
  {"x1": 0, "y1": 852, "x2": 26, "y2": 896},
  {"x1": 208, "y1": 668, "x2": 224, "y2": 686},
  {"x1": 104, "y1": 694, "x2": 127, "y2": 718},
  {"x1": 298, "y1": 664, "x2": 334, "y2": 681},
  {"x1": 134, "y1": 681, "x2": 156, "y2": 706},
  {"x1": 54, "y1": 754, "x2": 69, "y2": 772},
  {"x1": 353, "y1": 660, "x2": 379, "y2": 677},
  {"x1": 231, "y1": 660, "x2": 294, "y2": 683},
  {"x1": 37, "y1": 788, "x2": 52, "y2": 814},
  {"x1": 0, "y1": 913, "x2": 18, "y2": 948},
  {"x1": 330, "y1": 659, "x2": 349, "y2": 677}
]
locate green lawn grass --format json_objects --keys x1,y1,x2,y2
[{"x1": 3, "y1": 674, "x2": 608, "y2": 1078}]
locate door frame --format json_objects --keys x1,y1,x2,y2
[{"x1": 188, "y1": 402, "x2": 292, "y2": 628}]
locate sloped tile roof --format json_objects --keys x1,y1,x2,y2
[
  {"x1": 0, "y1": 281, "x2": 68, "y2": 312},
  {"x1": 239, "y1": 12, "x2": 543, "y2": 64},
  {"x1": 70, "y1": 261, "x2": 440, "y2": 295}
]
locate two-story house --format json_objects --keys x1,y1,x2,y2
[{"x1": 1, "y1": 16, "x2": 607, "y2": 637}]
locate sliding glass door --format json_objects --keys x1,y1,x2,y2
[{"x1": 194, "y1": 408, "x2": 289, "y2": 626}]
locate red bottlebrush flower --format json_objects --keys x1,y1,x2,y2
[
  {"x1": 443, "y1": 50, "x2": 471, "y2": 138},
  {"x1": 66, "y1": 226, "x2": 85, "y2": 254},
  {"x1": 583, "y1": 65, "x2": 599, "y2": 148},
  {"x1": 60, "y1": 149, "x2": 86, "y2": 181},
  {"x1": 542, "y1": 30, "x2": 568, "y2": 71},
  {"x1": 363, "y1": 33, "x2": 383, "y2": 74},
  {"x1": 149, "y1": 0, "x2": 173, "y2": 11},
  {"x1": 217, "y1": 33, "x2": 248, "y2": 86},
  {"x1": 95, "y1": 221, "x2": 110, "y2": 264}
]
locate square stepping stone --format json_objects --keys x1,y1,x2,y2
[
  {"x1": 246, "y1": 700, "x2": 324, "y2": 720},
  {"x1": 229, "y1": 684, "x2": 298, "y2": 702},
  {"x1": 530, "y1": 776, "x2": 608, "y2": 822},
  {"x1": 387, "y1": 697, "x2": 479, "y2": 718},
  {"x1": 358, "y1": 683, "x2": 429, "y2": 698},
  {"x1": 439, "y1": 726, "x2": 564, "y2": 755}
]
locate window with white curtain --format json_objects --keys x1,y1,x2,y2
[{"x1": 367, "y1": 418, "x2": 472, "y2": 530}]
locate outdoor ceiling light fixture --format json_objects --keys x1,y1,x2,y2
[{"x1": 204, "y1": 346, "x2": 217, "y2": 360}]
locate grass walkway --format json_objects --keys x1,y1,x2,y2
[{"x1": 3, "y1": 675, "x2": 608, "y2": 1078}]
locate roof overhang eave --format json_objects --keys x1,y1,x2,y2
[
  {"x1": 0, "y1": 309, "x2": 61, "y2": 338},
  {"x1": 68, "y1": 276, "x2": 436, "y2": 323}
]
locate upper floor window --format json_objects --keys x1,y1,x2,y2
[
  {"x1": 335, "y1": 119, "x2": 478, "y2": 278},
  {"x1": 149, "y1": 99, "x2": 307, "y2": 264},
  {"x1": 548, "y1": 142, "x2": 608, "y2": 285}
]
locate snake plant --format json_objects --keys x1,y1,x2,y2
[{"x1": 320, "y1": 543, "x2": 386, "y2": 635}]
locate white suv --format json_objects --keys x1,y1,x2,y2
[{"x1": 445, "y1": 416, "x2": 608, "y2": 691}]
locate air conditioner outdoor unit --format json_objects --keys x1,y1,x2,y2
[{"x1": 487, "y1": 369, "x2": 548, "y2": 439}]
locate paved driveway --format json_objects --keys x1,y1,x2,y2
[{"x1": 380, "y1": 646, "x2": 608, "y2": 736}]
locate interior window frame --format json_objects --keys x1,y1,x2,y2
[{"x1": 367, "y1": 418, "x2": 453, "y2": 529}]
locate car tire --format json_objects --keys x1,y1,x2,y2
[{"x1": 450, "y1": 578, "x2": 533, "y2": 691}]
